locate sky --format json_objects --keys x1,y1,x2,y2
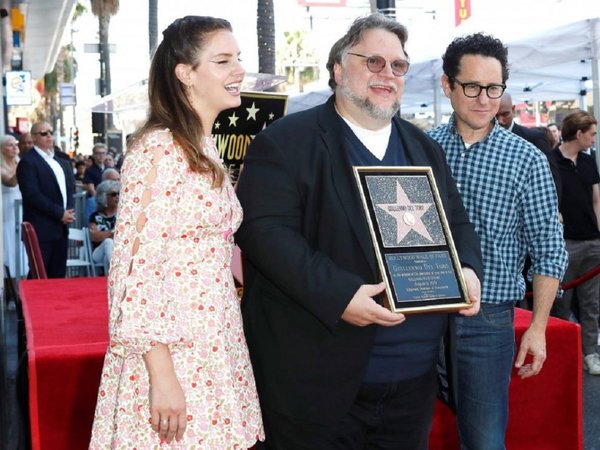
[
  {"x1": 72, "y1": 0, "x2": 595, "y2": 90},
  {"x1": 68, "y1": 0, "x2": 597, "y2": 149}
]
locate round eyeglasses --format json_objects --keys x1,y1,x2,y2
[
  {"x1": 347, "y1": 52, "x2": 410, "y2": 77},
  {"x1": 451, "y1": 78, "x2": 506, "y2": 99}
]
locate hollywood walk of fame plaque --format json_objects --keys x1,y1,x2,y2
[{"x1": 353, "y1": 166, "x2": 471, "y2": 314}]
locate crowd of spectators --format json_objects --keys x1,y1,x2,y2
[{"x1": 2, "y1": 129, "x2": 122, "y2": 281}]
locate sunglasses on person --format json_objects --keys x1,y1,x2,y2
[
  {"x1": 108, "y1": 192, "x2": 120, "y2": 197},
  {"x1": 347, "y1": 52, "x2": 410, "y2": 77},
  {"x1": 34, "y1": 130, "x2": 53, "y2": 137}
]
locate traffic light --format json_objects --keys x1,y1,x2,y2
[{"x1": 73, "y1": 128, "x2": 79, "y2": 150}]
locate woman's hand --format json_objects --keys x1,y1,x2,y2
[
  {"x1": 144, "y1": 343, "x2": 187, "y2": 443},
  {"x1": 149, "y1": 371, "x2": 187, "y2": 443}
]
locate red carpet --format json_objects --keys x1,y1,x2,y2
[
  {"x1": 20, "y1": 278, "x2": 582, "y2": 450},
  {"x1": 429, "y1": 309, "x2": 583, "y2": 450},
  {"x1": 20, "y1": 278, "x2": 108, "y2": 450}
]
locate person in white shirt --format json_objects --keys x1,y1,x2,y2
[{"x1": 16, "y1": 122, "x2": 75, "y2": 278}]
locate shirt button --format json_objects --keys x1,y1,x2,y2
[
  {"x1": 461, "y1": 153, "x2": 466, "y2": 158},
  {"x1": 457, "y1": 183, "x2": 462, "y2": 188}
]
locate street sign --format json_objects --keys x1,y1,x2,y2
[
  {"x1": 60, "y1": 83, "x2": 77, "y2": 106},
  {"x1": 5, "y1": 70, "x2": 32, "y2": 105}
]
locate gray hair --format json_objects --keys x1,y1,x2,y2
[
  {"x1": 93, "y1": 142, "x2": 107, "y2": 153},
  {"x1": 326, "y1": 12, "x2": 408, "y2": 90},
  {"x1": 0, "y1": 135, "x2": 17, "y2": 147},
  {"x1": 96, "y1": 180, "x2": 121, "y2": 209},
  {"x1": 102, "y1": 167, "x2": 120, "y2": 181}
]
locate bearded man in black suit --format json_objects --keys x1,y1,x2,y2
[{"x1": 236, "y1": 13, "x2": 483, "y2": 450}]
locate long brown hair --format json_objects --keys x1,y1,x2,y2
[{"x1": 134, "y1": 16, "x2": 232, "y2": 187}]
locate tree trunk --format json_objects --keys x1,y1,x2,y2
[
  {"x1": 257, "y1": 0, "x2": 275, "y2": 74},
  {"x1": 91, "y1": 0, "x2": 119, "y2": 136},
  {"x1": 98, "y1": 14, "x2": 113, "y2": 130},
  {"x1": 148, "y1": 0, "x2": 158, "y2": 57}
]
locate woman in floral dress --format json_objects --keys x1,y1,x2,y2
[{"x1": 90, "y1": 16, "x2": 263, "y2": 449}]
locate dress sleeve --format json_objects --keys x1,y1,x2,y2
[{"x1": 109, "y1": 130, "x2": 191, "y2": 356}]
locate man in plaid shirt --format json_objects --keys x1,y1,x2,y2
[{"x1": 428, "y1": 33, "x2": 567, "y2": 450}]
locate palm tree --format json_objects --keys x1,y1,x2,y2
[
  {"x1": 91, "y1": 0, "x2": 119, "y2": 132},
  {"x1": 257, "y1": 0, "x2": 275, "y2": 74},
  {"x1": 148, "y1": 0, "x2": 158, "y2": 57},
  {"x1": 42, "y1": 2, "x2": 85, "y2": 139},
  {"x1": 44, "y1": 44, "x2": 78, "y2": 145}
]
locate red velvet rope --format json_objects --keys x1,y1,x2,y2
[{"x1": 524, "y1": 264, "x2": 600, "y2": 299}]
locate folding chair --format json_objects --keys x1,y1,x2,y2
[
  {"x1": 20, "y1": 222, "x2": 47, "y2": 280},
  {"x1": 66, "y1": 227, "x2": 93, "y2": 277}
]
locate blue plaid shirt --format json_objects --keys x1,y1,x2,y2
[{"x1": 428, "y1": 116, "x2": 567, "y2": 304}]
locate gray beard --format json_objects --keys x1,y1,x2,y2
[{"x1": 340, "y1": 84, "x2": 400, "y2": 121}]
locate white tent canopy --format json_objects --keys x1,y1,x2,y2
[{"x1": 402, "y1": 17, "x2": 600, "y2": 119}]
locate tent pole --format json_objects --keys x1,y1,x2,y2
[
  {"x1": 593, "y1": 57, "x2": 600, "y2": 171},
  {"x1": 592, "y1": 58, "x2": 600, "y2": 125},
  {"x1": 433, "y1": 74, "x2": 441, "y2": 126}
]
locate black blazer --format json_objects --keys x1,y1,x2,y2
[
  {"x1": 236, "y1": 96, "x2": 482, "y2": 424},
  {"x1": 512, "y1": 122, "x2": 551, "y2": 153},
  {"x1": 17, "y1": 148, "x2": 75, "y2": 242}
]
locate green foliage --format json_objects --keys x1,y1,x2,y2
[
  {"x1": 44, "y1": 45, "x2": 78, "y2": 95},
  {"x1": 44, "y1": 72, "x2": 57, "y2": 95},
  {"x1": 72, "y1": 2, "x2": 87, "y2": 21},
  {"x1": 281, "y1": 30, "x2": 313, "y2": 66},
  {"x1": 278, "y1": 30, "x2": 318, "y2": 87}
]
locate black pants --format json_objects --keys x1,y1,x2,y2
[
  {"x1": 39, "y1": 235, "x2": 68, "y2": 278},
  {"x1": 257, "y1": 369, "x2": 437, "y2": 450}
]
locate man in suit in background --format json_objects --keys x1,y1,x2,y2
[
  {"x1": 17, "y1": 122, "x2": 75, "y2": 278},
  {"x1": 236, "y1": 13, "x2": 482, "y2": 450},
  {"x1": 496, "y1": 92, "x2": 552, "y2": 152}
]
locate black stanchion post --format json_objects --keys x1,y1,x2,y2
[{"x1": 376, "y1": 0, "x2": 396, "y2": 18}]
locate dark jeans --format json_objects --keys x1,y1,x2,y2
[
  {"x1": 455, "y1": 302, "x2": 515, "y2": 450},
  {"x1": 257, "y1": 368, "x2": 437, "y2": 450},
  {"x1": 39, "y1": 235, "x2": 68, "y2": 278}
]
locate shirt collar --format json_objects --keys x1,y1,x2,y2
[
  {"x1": 34, "y1": 145, "x2": 55, "y2": 160},
  {"x1": 448, "y1": 114, "x2": 502, "y2": 145}
]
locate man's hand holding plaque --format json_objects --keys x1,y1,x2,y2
[
  {"x1": 459, "y1": 267, "x2": 481, "y2": 316},
  {"x1": 354, "y1": 166, "x2": 473, "y2": 314},
  {"x1": 341, "y1": 282, "x2": 407, "y2": 327}
]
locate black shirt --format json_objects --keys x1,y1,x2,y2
[
  {"x1": 83, "y1": 163, "x2": 104, "y2": 188},
  {"x1": 549, "y1": 148, "x2": 600, "y2": 240}
]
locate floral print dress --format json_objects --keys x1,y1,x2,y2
[{"x1": 89, "y1": 129, "x2": 263, "y2": 449}]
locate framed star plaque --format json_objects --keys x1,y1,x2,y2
[
  {"x1": 353, "y1": 166, "x2": 471, "y2": 314},
  {"x1": 212, "y1": 91, "x2": 288, "y2": 185}
]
